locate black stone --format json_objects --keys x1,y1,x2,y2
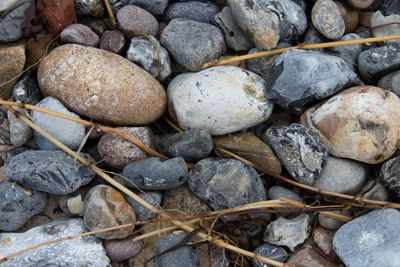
[
  {"x1": 380, "y1": 154, "x2": 400, "y2": 198},
  {"x1": 252, "y1": 243, "x2": 288, "y2": 267},
  {"x1": 12, "y1": 72, "x2": 42, "y2": 105}
]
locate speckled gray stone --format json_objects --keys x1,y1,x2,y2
[
  {"x1": 0, "y1": 3, "x2": 30, "y2": 42},
  {"x1": 125, "y1": 191, "x2": 162, "y2": 221},
  {"x1": 165, "y1": 0, "x2": 218, "y2": 24},
  {"x1": 8, "y1": 107, "x2": 32, "y2": 147},
  {"x1": 378, "y1": 70, "x2": 400, "y2": 97},
  {"x1": 311, "y1": 0, "x2": 345, "y2": 39},
  {"x1": 12, "y1": 72, "x2": 42, "y2": 105},
  {"x1": 380, "y1": 154, "x2": 400, "y2": 198},
  {"x1": 252, "y1": 243, "x2": 288, "y2": 267},
  {"x1": 75, "y1": 0, "x2": 104, "y2": 17}
]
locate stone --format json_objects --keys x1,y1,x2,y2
[
  {"x1": 347, "y1": 0, "x2": 374, "y2": 9},
  {"x1": 125, "y1": 191, "x2": 162, "y2": 221},
  {"x1": 287, "y1": 247, "x2": 337, "y2": 267},
  {"x1": 380, "y1": 155, "x2": 400, "y2": 198},
  {"x1": 127, "y1": 0, "x2": 168, "y2": 16},
  {"x1": 328, "y1": 33, "x2": 362, "y2": 71},
  {"x1": 0, "y1": 219, "x2": 110, "y2": 266},
  {"x1": 107, "y1": 0, "x2": 124, "y2": 14},
  {"x1": 37, "y1": 44, "x2": 167, "y2": 125},
  {"x1": 167, "y1": 66, "x2": 273, "y2": 135},
  {"x1": 165, "y1": 0, "x2": 218, "y2": 24},
  {"x1": 359, "y1": 180, "x2": 389, "y2": 202},
  {"x1": 214, "y1": 131, "x2": 282, "y2": 174},
  {"x1": 127, "y1": 35, "x2": 171, "y2": 81},
  {"x1": 26, "y1": 34, "x2": 54, "y2": 68},
  {"x1": 75, "y1": 0, "x2": 104, "y2": 17},
  {"x1": 83, "y1": 185, "x2": 136, "y2": 239},
  {"x1": 314, "y1": 156, "x2": 368, "y2": 194},
  {"x1": 31, "y1": 96, "x2": 86, "y2": 150},
  {"x1": 99, "y1": 30, "x2": 125, "y2": 54},
  {"x1": 312, "y1": 0, "x2": 345, "y2": 39},
  {"x1": 333, "y1": 208, "x2": 400, "y2": 266},
  {"x1": 0, "y1": 181, "x2": 47, "y2": 231},
  {"x1": 122, "y1": 157, "x2": 188, "y2": 190},
  {"x1": 251, "y1": 243, "x2": 288, "y2": 267},
  {"x1": 334, "y1": 0, "x2": 359, "y2": 33},
  {"x1": 80, "y1": 17, "x2": 107, "y2": 36},
  {"x1": 301, "y1": 86, "x2": 400, "y2": 164},
  {"x1": 263, "y1": 49, "x2": 361, "y2": 114},
  {"x1": 153, "y1": 231, "x2": 200, "y2": 267},
  {"x1": 303, "y1": 23, "x2": 326, "y2": 52},
  {"x1": 264, "y1": 214, "x2": 311, "y2": 252},
  {"x1": 5, "y1": 150, "x2": 95, "y2": 194},
  {"x1": 12, "y1": 72, "x2": 42, "y2": 105},
  {"x1": 58, "y1": 192, "x2": 84, "y2": 216},
  {"x1": 318, "y1": 213, "x2": 345, "y2": 230},
  {"x1": 378, "y1": 70, "x2": 400, "y2": 97},
  {"x1": 359, "y1": 12, "x2": 373, "y2": 27},
  {"x1": 188, "y1": 158, "x2": 267, "y2": 222},
  {"x1": 268, "y1": 186, "x2": 303, "y2": 203},
  {"x1": 228, "y1": 0, "x2": 279, "y2": 50},
  {"x1": 60, "y1": 23, "x2": 100, "y2": 47},
  {"x1": 8, "y1": 107, "x2": 33, "y2": 147},
  {"x1": 38, "y1": 0, "x2": 75, "y2": 36},
  {"x1": 158, "y1": 128, "x2": 213, "y2": 162},
  {"x1": 0, "y1": 41, "x2": 26, "y2": 99},
  {"x1": 380, "y1": 0, "x2": 400, "y2": 16},
  {"x1": 371, "y1": 11, "x2": 400, "y2": 44},
  {"x1": 0, "y1": 0, "x2": 31, "y2": 16},
  {"x1": 160, "y1": 18, "x2": 225, "y2": 71},
  {"x1": 313, "y1": 227, "x2": 335, "y2": 257},
  {"x1": 212, "y1": 7, "x2": 253, "y2": 51},
  {"x1": 0, "y1": 3, "x2": 30, "y2": 42},
  {"x1": 97, "y1": 126, "x2": 155, "y2": 169},
  {"x1": 263, "y1": 123, "x2": 328, "y2": 185},
  {"x1": 117, "y1": 5, "x2": 158, "y2": 38},
  {"x1": 103, "y1": 235, "x2": 143, "y2": 262}
]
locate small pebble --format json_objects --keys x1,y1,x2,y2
[
  {"x1": 334, "y1": 0, "x2": 359, "y2": 33},
  {"x1": 371, "y1": 11, "x2": 400, "y2": 44},
  {"x1": 252, "y1": 243, "x2": 288, "y2": 267},
  {"x1": 347, "y1": 0, "x2": 374, "y2": 9},
  {"x1": 312, "y1": 0, "x2": 345, "y2": 39},
  {"x1": 165, "y1": 0, "x2": 218, "y2": 24},
  {"x1": 125, "y1": 191, "x2": 162, "y2": 221},
  {"x1": 287, "y1": 247, "x2": 337, "y2": 267},
  {"x1": 75, "y1": 0, "x2": 104, "y2": 17},
  {"x1": 359, "y1": 180, "x2": 389, "y2": 202},
  {"x1": 318, "y1": 213, "x2": 345, "y2": 230},
  {"x1": 313, "y1": 227, "x2": 335, "y2": 257},
  {"x1": 100, "y1": 30, "x2": 125, "y2": 54},
  {"x1": 58, "y1": 192, "x2": 84, "y2": 217},
  {"x1": 268, "y1": 186, "x2": 303, "y2": 203},
  {"x1": 117, "y1": 5, "x2": 158, "y2": 38},
  {"x1": 8, "y1": 107, "x2": 32, "y2": 147},
  {"x1": 378, "y1": 70, "x2": 400, "y2": 97},
  {"x1": 103, "y1": 236, "x2": 143, "y2": 262},
  {"x1": 60, "y1": 23, "x2": 100, "y2": 47}
]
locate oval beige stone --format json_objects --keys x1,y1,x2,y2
[{"x1": 37, "y1": 44, "x2": 166, "y2": 125}]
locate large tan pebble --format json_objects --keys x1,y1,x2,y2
[{"x1": 37, "y1": 44, "x2": 166, "y2": 125}]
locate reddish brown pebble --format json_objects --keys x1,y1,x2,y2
[
  {"x1": 313, "y1": 227, "x2": 336, "y2": 257},
  {"x1": 103, "y1": 236, "x2": 143, "y2": 262},
  {"x1": 287, "y1": 247, "x2": 338, "y2": 267},
  {"x1": 60, "y1": 23, "x2": 100, "y2": 47},
  {"x1": 334, "y1": 1, "x2": 359, "y2": 33},
  {"x1": 117, "y1": 5, "x2": 158, "y2": 38},
  {"x1": 38, "y1": 0, "x2": 75, "y2": 35},
  {"x1": 100, "y1": 30, "x2": 126, "y2": 54},
  {"x1": 347, "y1": 0, "x2": 374, "y2": 9}
]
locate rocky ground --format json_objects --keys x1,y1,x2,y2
[{"x1": 1, "y1": 0, "x2": 400, "y2": 266}]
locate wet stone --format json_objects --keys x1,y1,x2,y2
[
  {"x1": 8, "y1": 107, "x2": 32, "y2": 147},
  {"x1": 378, "y1": 70, "x2": 400, "y2": 97},
  {"x1": 103, "y1": 235, "x2": 143, "y2": 262},
  {"x1": 128, "y1": 0, "x2": 169, "y2": 16},
  {"x1": 165, "y1": 0, "x2": 218, "y2": 24},
  {"x1": 117, "y1": 5, "x2": 158, "y2": 38},
  {"x1": 287, "y1": 247, "x2": 337, "y2": 267},
  {"x1": 100, "y1": 30, "x2": 125, "y2": 54},
  {"x1": 251, "y1": 243, "x2": 288, "y2": 267},
  {"x1": 328, "y1": 33, "x2": 362, "y2": 71},
  {"x1": 313, "y1": 227, "x2": 335, "y2": 257},
  {"x1": 0, "y1": 3, "x2": 30, "y2": 42},
  {"x1": 75, "y1": 0, "x2": 104, "y2": 17},
  {"x1": 60, "y1": 23, "x2": 100, "y2": 47},
  {"x1": 12, "y1": 72, "x2": 42, "y2": 105},
  {"x1": 311, "y1": 0, "x2": 345, "y2": 39},
  {"x1": 125, "y1": 191, "x2": 162, "y2": 221},
  {"x1": 380, "y1": 155, "x2": 400, "y2": 198}
]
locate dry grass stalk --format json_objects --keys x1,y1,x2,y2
[{"x1": 103, "y1": 0, "x2": 117, "y2": 27}]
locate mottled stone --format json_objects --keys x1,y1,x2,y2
[
  {"x1": 58, "y1": 192, "x2": 84, "y2": 217},
  {"x1": 0, "y1": 3, "x2": 30, "y2": 42},
  {"x1": 128, "y1": 0, "x2": 168, "y2": 16},
  {"x1": 5, "y1": 150, "x2": 95, "y2": 194},
  {"x1": 161, "y1": 18, "x2": 225, "y2": 71},
  {"x1": 103, "y1": 236, "x2": 143, "y2": 262},
  {"x1": 75, "y1": 0, "x2": 104, "y2": 17},
  {"x1": 12, "y1": 72, "x2": 42, "y2": 105},
  {"x1": 165, "y1": 0, "x2": 218, "y2": 24},
  {"x1": 378, "y1": 70, "x2": 400, "y2": 97},
  {"x1": 0, "y1": 181, "x2": 47, "y2": 231},
  {"x1": 334, "y1": 0, "x2": 359, "y2": 33},
  {"x1": 251, "y1": 243, "x2": 288, "y2": 267},
  {"x1": 8, "y1": 107, "x2": 32, "y2": 147},
  {"x1": 380, "y1": 155, "x2": 400, "y2": 198},
  {"x1": 301, "y1": 86, "x2": 400, "y2": 164},
  {"x1": 371, "y1": 11, "x2": 400, "y2": 44},
  {"x1": 287, "y1": 247, "x2": 337, "y2": 267},
  {"x1": 84, "y1": 185, "x2": 136, "y2": 239},
  {"x1": 100, "y1": 30, "x2": 125, "y2": 54},
  {"x1": 313, "y1": 227, "x2": 335, "y2": 257},
  {"x1": 117, "y1": 5, "x2": 158, "y2": 38},
  {"x1": 318, "y1": 213, "x2": 345, "y2": 230},
  {"x1": 348, "y1": 0, "x2": 374, "y2": 9},
  {"x1": 97, "y1": 126, "x2": 155, "y2": 169},
  {"x1": 328, "y1": 33, "x2": 362, "y2": 71},
  {"x1": 38, "y1": 0, "x2": 75, "y2": 35},
  {"x1": 60, "y1": 23, "x2": 100, "y2": 47},
  {"x1": 125, "y1": 191, "x2": 162, "y2": 221},
  {"x1": 312, "y1": 0, "x2": 345, "y2": 39}
]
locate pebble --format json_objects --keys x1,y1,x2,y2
[
  {"x1": 0, "y1": 181, "x2": 47, "y2": 231},
  {"x1": 117, "y1": 5, "x2": 158, "y2": 38},
  {"x1": 0, "y1": 3, "x2": 30, "y2": 42},
  {"x1": 347, "y1": 0, "x2": 374, "y2": 10},
  {"x1": 165, "y1": 1, "x2": 218, "y2": 24},
  {"x1": 12, "y1": 72, "x2": 42, "y2": 105},
  {"x1": 126, "y1": 35, "x2": 171, "y2": 81},
  {"x1": 371, "y1": 11, "x2": 400, "y2": 44},
  {"x1": 99, "y1": 30, "x2": 125, "y2": 54},
  {"x1": 97, "y1": 126, "x2": 155, "y2": 169},
  {"x1": 37, "y1": 44, "x2": 167, "y2": 125},
  {"x1": 5, "y1": 150, "x2": 95, "y2": 194},
  {"x1": 287, "y1": 247, "x2": 337, "y2": 267},
  {"x1": 122, "y1": 157, "x2": 188, "y2": 190},
  {"x1": 301, "y1": 86, "x2": 400, "y2": 164},
  {"x1": 188, "y1": 158, "x2": 267, "y2": 222},
  {"x1": 380, "y1": 0, "x2": 400, "y2": 16},
  {"x1": 313, "y1": 227, "x2": 335, "y2": 257},
  {"x1": 125, "y1": 191, "x2": 162, "y2": 221},
  {"x1": 58, "y1": 192, "x2": 84, "y2": 217},
  {"x1": 359, "y1": 180, "x2": 389, "y2": 202},
  {"x1": 268, "y1": 186, "x2": 303, "y2": 203},
  {"x1": 264, "y1": 123, "x2": 328, "y2": 186},
  {"x1": 334, "y1": 0, "x2": 359, "y2": 33},
  {"x1": 328, "y1": 33, "x2": 362, "y2": 71},
  {"x1": 31, "y1": 96, "x2": 86, "y2": 150},
  {"x1": 83, "y1": 184, "x2": 136, "y2": 239},
  {"x1": 263, "y1": 49, "x2": 360, "y2": 114},
  {"x1": 80, "y1": 17, "x2": 107, "y2": 36},
  {"x1": 157, "y1": 128, "x2": 213, "y2": 162},
  {"x1": 251, "y1": 243, "x2": 288, "y2": 267},
  {"x1": 37, "y1": 0, "x2": 75, "y2": 35},
  {"x1": 103, "y1": 236, "x2": 143, "y2": 262},
  {"x1": 0, "y1": 219, "x2": 110, "y2": 266},
  {"x1": 264, "y1": 214, "x2": 311, "y2": 252},
  {"x1": 75, "y1": 0, "x2": 104, "y2": 17},
  {"x1": 380, "y1": 155, "x2": 400, "y2": 197},
  {"x1": 311, "y1": 0, "x2": 345, "y2": 39},
  {"x1": 7, "y1": 107, "x2": 32, "y2": 147},
  {"x1": 128, "y1": 0, "x2": 168, "y2": 16},
  {"x1": 0, "y1": 0, "x2": 30, "y2": 15},
  {"x1": 160, "y1": 18, "x2": 225, "y2": 71},
  {"x1": 333, "y1": 208, "x2": 400, "y2": 266},
  {"x1": 60, "y1": 23, "x2": 100, "y2": 47},
  {"x1": 167, "y1": 66, "x2": 273, "y2": 135},
  {"x1": 318, "y1": 213, "x2": 345, "y2": 230},
  {"x1": 378, "y1": 70, "x2": 400, "y2": 96}
]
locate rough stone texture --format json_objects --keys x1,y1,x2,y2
[
  {"x1": 83, "y1": 185, "x2": 136, "y2": 239},
  {"x1": 334, "y1": 0, "x2": 359, "y2": 34},
  {"x1": 301, "y1": 86, "x2": 400, "y2": 164},
  {"x1": 125, "y1": 191, "x2": 162, "y2": 221},
  {"x1": 0, "y1": 219, "x2": 110, "y2": 266},
  {"x1": 5, "y1": 150, "x2": 95, "y2": 194},
  {"x1": 268, "y1": 186, "x2": 303, "y2": 203},
  {"x1": 8, "y1": 107, "x2": 32, "y2": 147},
  {"x1": 38, "y1": 0, "x2": 75, "y2": 36},
  {"x1": 165, "y1": 1, "x2": 218, "y2": 24},
  {"x1": 251, "y1": 243, "x2": 288, "y2": 267},
  {"x1": 31, "y1": 96, "x2": 86, "y2": 150},
  {"x1": 60, "y1": 23, "x2": 100, "y2": 47},
  {"x1": 313, "y1": 227, "x2": 335, "y2": 257},
  {"x1": 0, "y1": 3, "x2": 30, "y2": 42},
  {"x1": 117, "y1": 5, "x2": 158, "y2": 38},
  {"x1": 161, "y1": 18, "x2": 226, "y2": 71},
  {"x1": 378, "y1": 70, "x2": 400, "y2": 97},
  {"x1": 122, "y1": 157, "x2": 188, "y2": 190},
  {"x1": 264, "y1": 123, "x2": 328, "y2": 185},
  {"x1": 103, "y1": 236, "x2": 143, "y2": 262},
  {"x1": 348, "y1": 0, "x2": 374, "y2": 9},
  {"x1": 318, "y1": 213, "x2": 345, "y2": 230},
  {"x1": 127, "y1": 0, "x2": 168, "y2": 16},
  {"x1": 127, "y1": 35, "x2": 171, "y2": 81},
  {"x1": 0, "y1": 181, "x2": 47, "y2": 231},
  {"x1": 263, "y1": 49, "x2": 361, "y2": 114},
  {"x1": 287, "y1": 247, "x2": 337, "y2": 267},
  {"x1": 333, "y1": 208, "x2": 400, "y2": 267},
  {"x1": 37, "y1": 44, "x2": 167, "y2": 125},
  {"x1": 328, "y1": 33, "x2": 362, "y2": 71},
  {"x1": 75, "y1": 0, "x2": 104, "y2": 17},
  {"x1": 371, "y1": 11, "x2": 400, "y2": 44},
  {"x1": 380, "y1": 155, "x2": 400, "y2": 198},
  {"x1": 311, "y1": 0, "x2": 345, "y2": 39},
  {"x1": 264, "y1": 214, "x2": 311, "y2": 252},
  {"x1": 97, "y1": 126, "x2": 155, "y2": 169},
  {"x1": 12, "y1": 72, "x2": 42, "y2": 105},
  {"x1": 167, "y1": 66, "x2": 273, "y2": 135},
  {"x1": 100, "y1": 30, "x2": 125, "y2": 54},
  {"x1": 158, "y1": 128, "x2": 213, "y2": 162}
]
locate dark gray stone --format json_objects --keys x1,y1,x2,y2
[
  {"x1": 60, "y1": 23, "x2": 100, "y2": 47},
  {"x1": 0, "y1": 2, "x2": 30, "y2": 42},
  {"x1": 125, "y1": 191, "x2": 162, "y2": 221},
  {"x1": 359, "y1": 180, "x2": 389, "y2": 202},
  {"x1": 0, "y1": 181, "x2": 47, "y2": 231},
  {"x1": 328, "y1": 33, "x2": 362, "y2": 71},
  {"x1": 79, "y1": 17, "x2": 107, "y2": 36},
  {"x1": 263, "y1": 123, "x2": 328, "y2": 185},
  {"x1": 12, "y1": 72, "x2": 42, "y2": 105},
  {"x1": 380, "y1": 155, "x2": 400, "y2": 198},
  {"x1": 381, "y1": 0, "x2": 400, "y2": 16},
  {"x1": 157, "y1": 128, "x2": 213, "y2": 162},
  {"x1": 264, "y1": 49, "x2": 361, "y2": 114},
  {"x1": 5, "y1": 150, "x2": 95, "y2": 194},
  {"x1": 357, "y1": 29, "x2": 379, "y2": 51},
  {"x1": 122, "y1": 157, "x2": 188, "y2": 190},
  {"x1": 75, "y1": 0, "x2": 104, "y2": 17},
  {"x1": 378, "y1": 70, "x2": 400, "y2": 97},
  {"x1": 160, "y1": 18, "x2": 226, "y2": 71},
  {"x1": 333, "y1": 208, "x2": 400, "y2": 267},
  {"x1": 303, "y1": 23, "x2": 326, "y2": 52},
  {"x1": 165, "y1": 0, "x2": 218, "y2": 24},
  {"x1": 127, "y1": 0, "x2": 168, "y2": 16},
  {"x1": 252, "y1": 243, "x2": 288, "y2": 267}
]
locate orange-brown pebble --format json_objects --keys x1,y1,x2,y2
[
  {"x1": 334, "y1": 1, "x2": 360, "y2": 33},
  {"x1": 347, "y1": 0, "x2": 374, "y2": 9}
]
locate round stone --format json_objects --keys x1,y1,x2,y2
[
  {"x1": 99, "y1": 30, "x2": 125, "y2": 54},
  {"x1": 117, "y1": 5, "x2": 158, "y2": 38},
  {"x1": 103, "y1": 236, "x2": 143, "y2": 262},
  {"x1": 347, "y1": 0, "x2": 374, "y2": 9},
  {"x1": 334, "y1": 0, "x2": 359, "y2": 33},
  {"x1": 312, "y1": 0, "x2": 345, "y2": 39},
  {"x1": 60, "y1": 23, "x2": 100, "y2": 47}
]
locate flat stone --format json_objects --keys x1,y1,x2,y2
[
  {"x1": 318, "y1": 213, "x2": 345, "y2": 230},
  {"x1": 100, "y1": 30, "x2": 125, "y2": 54},
  {"x1": 8, "y1": 107, "x2": 32, "y2": 147},
  {"x1": 0, "y1": 181, "x2": 47, "y2": 231},
  {"x1": 60, "y1": 23, "x2": 100, "y2": 47},
  {"x1": 301, "y1": 86, "x2": 400, "y2": 164},
  {"x1": 380, "y1": 154, "x2": 400, "y2": 197},
  {"x1": 313, "y1": 227, "x2": 335, "y2": 257},
  {"x1": 83, "y1": 184, "x2": 136, "y2": 239},
  {"x1": 0, "y1": 3, "x2": 30, "y2": 42},
  {"x1": 5, "y1": 150, "x2": 95, "y2": 194},
  {"x1": 312, "y1": 0, "x2": 345, "y2": 39},
  {"x1": 38, "y1": 0, "x2": 75, "y2": 35},
  {"x1": 378, "y1": 70, "x2": 400, "y2": 97},
  {"x1": 117, "y1": 5, "x2": 158, "y2": 38},
  {"x1": 103, "y1": 235, "x2": 143, "y2": 262},
  {"x1": 328, "y1": 33, "x2": 362, "y2": 71},
  {"x1": 167, "y1": 66, "x2": 273, "y2": 135},
  {"x1": 287, "y1": 247, "x2": 338, "y2": 267},
  {"x1": 125, "y1": 191, "x2": 162, "y2": 221},
  {"x1": 37, "y1": 44, "x2": 167, "y2": 125},
  {"x1": 0, "y1": 219, "x2": 110, "y2": 266},
  {"x1": 333, "y1": 208, "x2": 400, "y2": 266},
  {"x1": 165, "y1": 0, "x2": 218, "y2": 24},
  {"x1": 160, "y1": 18, "x2": 225, "y2": 71},
  {"x1": 251, "y1": 243, "x2": 288, "y2": 267},
  {"x1": 371, "y1": 11, "x2": 400, "y2": 44},
  {"x1": 12, "y1": 72, "x2": 42, "y2": 105},
  {"x1": 128, "y1": 0, "x2": 168, "y2": 16},
  {"x1": 75, "y1": 0, "x2": 104, "y2": 17}
]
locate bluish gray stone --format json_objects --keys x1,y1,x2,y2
[
  {"x1": 125, "y1": 191, "x2": 162, "y2": 221},
  {"x1": 318, "y1": 213, "x2": 345, "y2": 230},
  {"x1": 127, "y1": 0, "x2": 168, "y2": 16},
  {"x1": 7, "y1": 107, "x2": 32, "y2": 147},
  {"x1": 0, "y1": 219, "x2": 111, "y2": 266},
  {"x1": 0, "y1": 0, "x2": 31, "y2": 16},
  {"x1": 122, "y1": 157, "x2": 188, "y2": 190},
  {"x1": 328, "y1": 33, "x2": 362, "y2": 71},
  {"x1": 333, "y1": 208, "x2": 400, "y2": 267},
  {"x1": 303, "y1": 23, "x2": 325, "y2": 52},
  {"x1": 380, "y1": 154, "x2": 400, "y2": 198},
  {"x1": 165, "y1": 0, "x2": 218, "y2": 24},
  {"x1": 75, "y1": 0, "x2": 104, "y2": 17},
  {"x1": 252, "y1": 243, "x2": 288, "y2": 267},
  {"x1": 378, "y1": 70, "x2": 400, "y2": 97},
  {"x1": 12, "y1": 72, "x2": 42, "y2": 105},
  {"x1": 5, "y1": 150, "x2": 95, "y2": 194},
  {"x1": 0, "y1": 2, "x2": 30, "y2": 42},
  {"x1": 0, "y1": 181, "x2": 47, "y2": 231}
]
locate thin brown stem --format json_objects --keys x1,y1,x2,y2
[{"x1": 103, "y1": 0, "x2": 117, "y2": 27}]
